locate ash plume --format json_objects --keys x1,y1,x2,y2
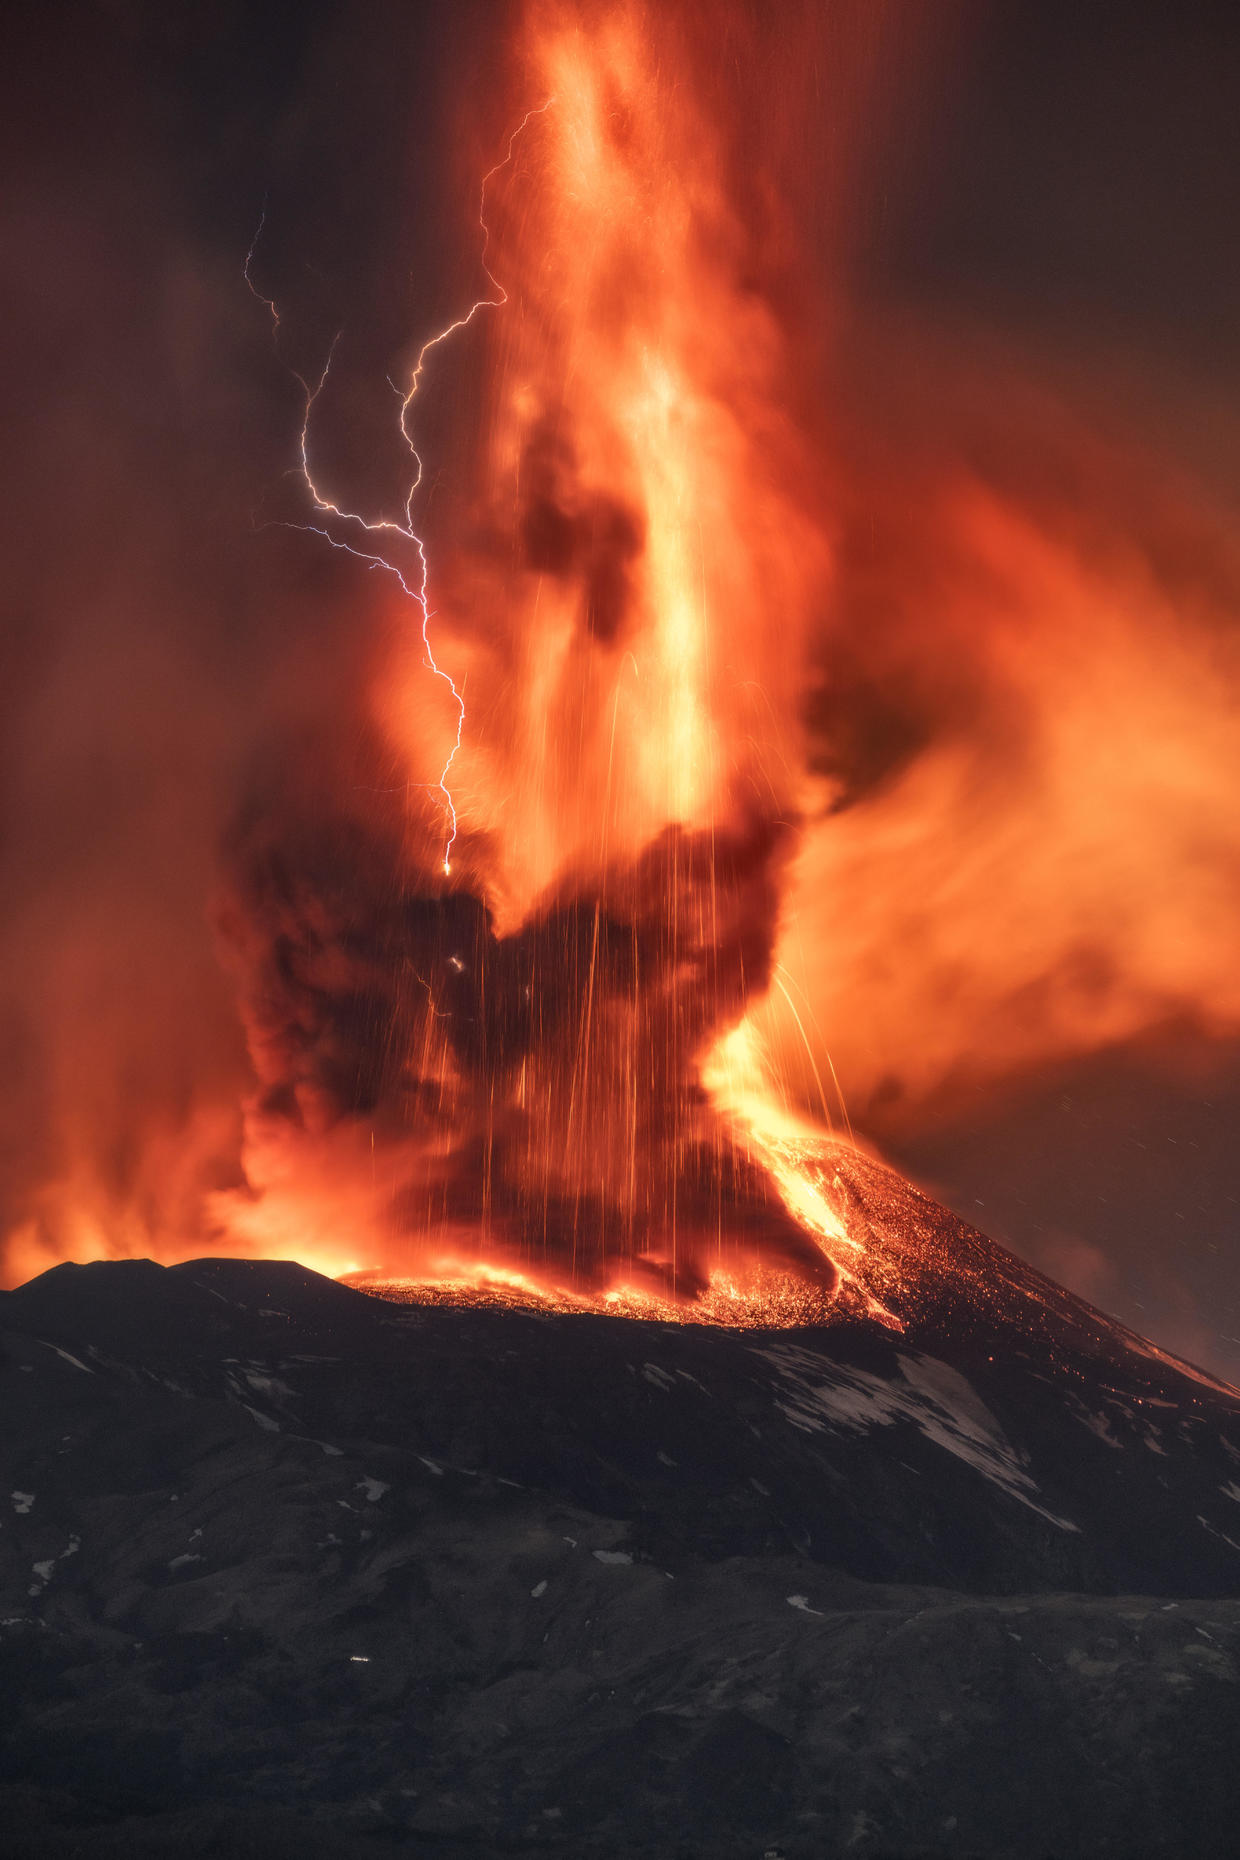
[
  {"x1": 517, "y1": 419, "x2": 646, "y2": 644},
  {"x1": 217, "y1": 776, "x2": 832, "y2": 1293}
]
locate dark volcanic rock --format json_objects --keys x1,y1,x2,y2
[{"x1": 3, "y1": 1199, "x2": 1240, "y2": 1856}]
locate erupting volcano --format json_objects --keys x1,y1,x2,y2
[
  {"x1": 8, "y1": 0, "x2": 1240, "y2": 1378},
  {"x1": 140, "y1": 0, "x2": 1240, "y2": 1347},
  {"x1": 12, "y1": 9, "x2": 1240, "y2": 1855}
]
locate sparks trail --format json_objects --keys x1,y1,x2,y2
[{"x1": 245, "y1": 99, "x2": 555, "y2": 874}]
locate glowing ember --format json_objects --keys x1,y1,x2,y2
[{"x1": 345, "y1": 1265, "x2": 841, "y2": 1331}]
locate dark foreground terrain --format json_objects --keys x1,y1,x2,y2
[{"x1": 5, "y1": 1181, "x2": 1240, "y2": 1858}]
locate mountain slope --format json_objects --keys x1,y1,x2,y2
[{"x1": 3, "y1": 1162, "x2": 1240, "y2": 1856}]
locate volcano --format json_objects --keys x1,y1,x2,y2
[
  {"x1": 5, "y1": 1153, "x2": 1240, "y2": 1859},
  {"x1": 6, "y1": 3, "x2": 1240, "y2": 1855}
]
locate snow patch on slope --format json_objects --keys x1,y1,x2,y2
[
  {"x1": 753, "y1": 1343, "x2": 1079, "y2": 1532},
  {"x1": 38, "y1": 1341, "x2": 94, "y2": 1374}
]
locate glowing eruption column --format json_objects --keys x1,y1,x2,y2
[
  {"x1": 222, "y1": 2, "x2": 847, "y2": 1308},
  {"x1": 441, "y1": 10, "x2": 830, "y2": 900}
]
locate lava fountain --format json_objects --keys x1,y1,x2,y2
[{"x1": 212, "y1": 0, "x2": 886, "y2": 1321}]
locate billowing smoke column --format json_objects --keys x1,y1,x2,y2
[{"x1": 212, "y1": 0, "x2": 845, "y2": 1296}]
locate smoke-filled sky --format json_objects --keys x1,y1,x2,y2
[{"x1": 4, "y1": 0, "x2": 1240, "y2": 1372}]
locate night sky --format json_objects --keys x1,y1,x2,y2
[{"x1": 4, "y1": 1, "x2": 1239, "y2": 1371}]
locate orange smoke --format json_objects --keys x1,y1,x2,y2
[
  {"x1": 378, "y1": 0, "x2": 833, "y2": 914},
  {"x1": 203, "y1": 0, "x2": 854, "y2": 1296},
  {"x1": 766, "y1": 329, "x2": 1240, "y2": 1128}
]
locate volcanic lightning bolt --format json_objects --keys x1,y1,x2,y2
[{"x1": 246, "y1": 101, "x2": 555, "y2": 875}]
